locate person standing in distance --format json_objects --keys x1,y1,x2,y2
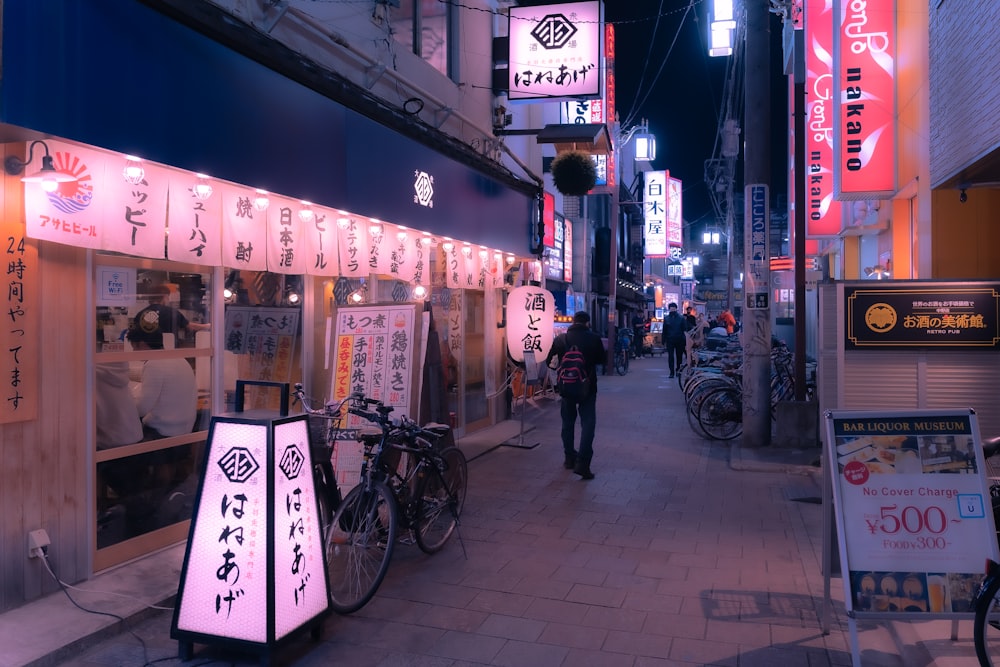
[
  {"x1": 719, "y1": 307, "x2": 737, "y2": 335},
  {"x1": 663, "y1": 302, "x2": 687, "y2": 378},
  {"x1": 546, "y1": 310, "x2": 605, "y2": 480}
]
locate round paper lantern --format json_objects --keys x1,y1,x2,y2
[{"x1": 505, "y1": 285, "x2": 555, "y2": 363}]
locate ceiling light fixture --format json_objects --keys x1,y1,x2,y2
[
  {"x1": 298, "y1": 201, "x2": 314, "y2": 223},
  {"x1": 193, "y1": 174, "x2": 214, "y2": 200},
  {"x1": 253, "y1": 189, "x2": 270, "y2": 211},
  {"x1": 122, "y1": 155, "x2": 145, "y2": 185}
]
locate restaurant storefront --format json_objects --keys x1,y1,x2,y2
[{"x1": 0, "y1": 1, "x2": 537, "y2": 605}]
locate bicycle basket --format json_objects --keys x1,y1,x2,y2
[{"x1": 307, "y1": 414, "x2": 335, "y2": 459}]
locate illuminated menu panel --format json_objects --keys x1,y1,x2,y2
[
  {"x1": 272, "y1": 418, "x2": 327, "y2": 640},
  {"x1": 175, "y1": 421, "x2": 269, "y2": 643}
]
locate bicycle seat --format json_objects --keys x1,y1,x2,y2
[
  {"x1": 422, "y1": 423, "x2": 451, "y2": 437},
  {"x1": 984, "y1": 436, "x2": 1000, "y2": 459}
]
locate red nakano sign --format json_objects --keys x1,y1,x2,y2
[
  {"x1": 834, "y1": 0, "x2": 896, "y2": 199},
  {"x1": 805, "y1": 0, "x2": 843, "y2": 236}
]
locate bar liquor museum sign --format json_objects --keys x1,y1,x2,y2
[{"x1": 845, "y1": 282, "x2": 1000, "y2": 349}]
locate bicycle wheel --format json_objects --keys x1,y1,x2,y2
[
  {"x1": 325, "y1": 480, "x2": 397, "y2": 614},
  {"x1": 414, "y1": 446, "x2": 468, "y2": 554},
  {"x1": 698, "y1": 386, "x2": 743, "y2": 440},
  {"x1": 615, "y1": 350, "x2": 628, "y2": 375},
  {"x1": 975, "y1": 574, "x2": 1000, "y2": 666}
]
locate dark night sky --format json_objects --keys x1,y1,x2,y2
[{"x1": 604, "y1": 1, "x2": 788, "y2": 228}]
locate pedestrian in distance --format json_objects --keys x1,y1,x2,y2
[
  {"x1": 663, "y1": 302, "x2": 687, "y2": 378},
  {"x1": 546, "y1": 310, "x2": 605, "y2": 480},
  {"x1": 719, "y1": 307, "x2": 737, "y2": 335},
  {"x1": 684, "y1": 306, "x2": 697, "y2": 331}
]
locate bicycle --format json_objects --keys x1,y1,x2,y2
[
  {"x1": 614, "y1": 330, "x2": 631, "y2": 375},
  {"x1": 967, "y1": 436, "x2": 1000, "y2": 665},
  {"x1": 297, "y1": 387, "x2": 468, "y2": 614},
  {"x1": 291, "y1": 384, "x2": 357, "y2": 541}
]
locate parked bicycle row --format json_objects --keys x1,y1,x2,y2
[{"x1": 680, "y1": 336, "x2": 812, "y2": 441}]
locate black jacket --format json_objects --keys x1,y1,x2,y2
[
  {"x1": 546, "y1": 323, "x2": 605, "y2": 393},
  {"x1": 663, "y1": 312, "x2": 687, "y2": 342}
]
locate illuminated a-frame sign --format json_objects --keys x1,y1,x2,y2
[
  {"x1": 822, "y1": 408, "x2": 1000, "y2": 667},
  {"x1": 172, "y1": 381, "x2": 329, "y2": 661},
  {"x1": 845, "y1": 282, "x2": 1000, "y2": 349}
]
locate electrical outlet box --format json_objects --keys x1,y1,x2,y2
[{"x1": 27, "y1": 529, "x2": 50, "y2": 558}]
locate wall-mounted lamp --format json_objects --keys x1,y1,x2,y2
[
  {"x1": 633, "y1": 126, "x2": 656, "y2": 162},
  {"x1": 708, "y1": 0, "x2": 736, "y2": 56},
  {"x1": 703, "y1": 230, "x2": 722, "y2": 245},
  {"x1": 122, "y1": 155, "x2": 145, "y2": 185},
  {"x1": 412, "y1": 284, "x2": 427, "y2": 300},
  {"x1": 336, "y1": 216, "x2": 351, "y2": 229},
  {"x1": 193, "y1": 174, "x2": 213, "y2": 200},
  {"x1": 442, "y1": 241, "x2": 454, "y2": 252},
  {"x1": 461, "y1": 244, "x2": 472, "y2": 257},
  {"x1": 369, "y1": 221, "x2": 382, "y2": 235},
  {"x1": 4, "y1": 140, "x2": 78, "y2": 193},
  {"x1": 253, "y1": 189, "x2": 270, "y2": 211}
]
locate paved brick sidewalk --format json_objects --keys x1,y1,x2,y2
[{"x1": 40, "y1": 355, "x2": 984, "y2": 666}]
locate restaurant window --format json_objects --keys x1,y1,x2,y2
[
  {"x1": 220, "y1": 269, "x2": 304, "y2": 412},
  {"x1": 389, "y1": 0, "x2": 456, "y2": 80},
  {"x1": 94, "y1": 256, "x2": 213, "y2": 567}
]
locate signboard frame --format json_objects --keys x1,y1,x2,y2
[
  {"x1": 822, "y1": 408, "x2": 999, "y2": 666},
  {"x1": 844, "y1": 282, "x2": 1000, "y2": 349}
]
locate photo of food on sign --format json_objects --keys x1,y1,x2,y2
[
  {"x1": 836, "y1": 434, "x2": 977, "y2": 475},
  {"x1": 851, "y1": 571, "x2": 979, "y2": 614}
]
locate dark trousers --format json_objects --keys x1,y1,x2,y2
[
  {"x1": 561, "y1": 390, "x2": 597, "y2": 463},
  {"x1": 665, "y1": 337, "x2": 686, "y2": 374}
]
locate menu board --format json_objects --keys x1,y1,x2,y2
[
  {"x1": 328, "y1": 304, "x2": 418, "y2": 491},
  {"x1": 825, "y1": 410, "x2": 1000, "y2": 617}
]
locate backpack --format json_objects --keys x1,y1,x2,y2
[{"x1": 556, "y1": 341, "x2": 590, "y2": 399}]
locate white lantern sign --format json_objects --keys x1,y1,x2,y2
[{"x1": 505, "y1": 286, "x2": 555, "y2": 363}]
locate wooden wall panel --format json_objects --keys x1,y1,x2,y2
[{"x1": 0, "y1": 156, "x2": 88, "y2": 612}]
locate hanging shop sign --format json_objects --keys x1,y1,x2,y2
[
  {"x1": 507, "y1": 1, "x2": 603, "y2": 101},
  {"x1": 0, "y1": 209, "x2": 39, "y2": 423},
  {"x1": 506, "y1": 285, "x2": 555, "y2": 364},
  {"x1": 744, "y1": 184, "x2": 770, "y2": 310},
  {"x1": 804, "y1": 0, "x2": 844, "y2": 236},
  {"x1": 667, "y1": 175, "x2": 683, "y2": 248},
  {"x1": 844, "y1": 282, "x2": 1000, "y2": 349},
  {"x1": 833, "y1": 0, "x2": 897, "y2": 199},
  {"x1": 644, "y1": 171, "x2": 667, "y2": 258},
  {"x1": 825, "y1": 409, "x2": 998, "y2": 619}
]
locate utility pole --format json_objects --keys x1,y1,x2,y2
[{"x1": 742, "y1": 0, "x2": 772, "y2": 447}]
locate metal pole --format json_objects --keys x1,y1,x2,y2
[
  {"x1": 793, "y1": 29, "x2": 808, "y2": 401},
  {"x1": 742, "y1": 0, "x2": 772, "y2": 447},
  {"x1": 725, "y1": 169, "x2": 735, "y2": 312}
]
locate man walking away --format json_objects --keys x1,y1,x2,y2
[
  {"x1": 663, "y1": 302, "x2": 687, "y2": 378},
  {"x1": 546, "y1": 311, "x2": 605, "y2": 480}
]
